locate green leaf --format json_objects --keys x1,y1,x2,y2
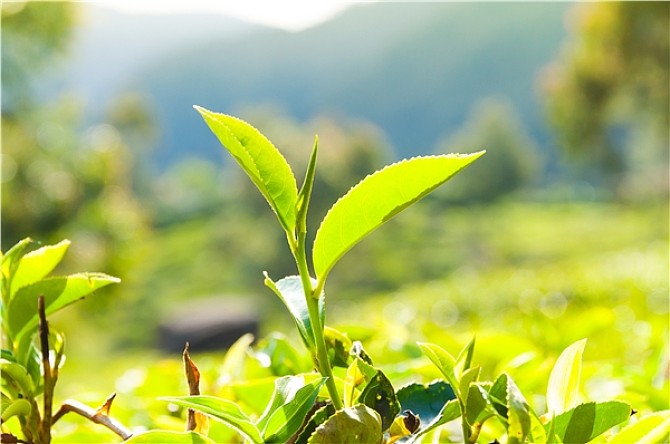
[
  {"x1": 161, "y1": 395, "x2": 263, "y2": 444},
  {"x1": 455, "y1": 335, "x2": 476, "y2": 377},
  {"x1": 408, "y1": 399, "x2": 461, "y2": 443},
  {"x1": 8, "y1": 273, "x2": 120, "y2": 340},
  {"x1": 194, "y1": 106, "x2": 298, "y2": 233},
  {"x1": 258, "y1": 375, "x2": 327, "y2": 443},
  {"x1": 545, "y1": 401, "x2": 632, "y2": 444},
  {"x1": 459, "y1": 366, "x2": 480, "y2": 403},
  {"x1": 358, "y1": 369, "x2": 401, "y2": 431},
  {"x1": 607, "y1": 410, "x2": 670, "y2": 443},
  {"x1": 546, "y1": 338, "x2": 587, "y2": 415},
  {"x1": 124, "y1": 430, "x2": 215, "y2": 444},
  {"x1": 307, "y1": 404, "x2": 383, "y2": 444},
  {"x1": 264, "y1": 275, "x2": 324, "y2": 352},
  {"x1": 10, "y1": 239, "x2": 70, "y2": 298},
  {"x1": 1, "y1": 358, "x2": 35, "y2": 396},
  {"x1": 0, "y1": 398, "x2": 31, "y2": 422},
  {"x1": 506, "y1": 374, "x2": 532, "y2": 444},
  {"x1": 297, "y1": 137, "x2": 319, "y2": 234},
  {"x1": 397, "y1": 380, "x2": 457, "y2": 426},
  {"x1": 324, "y1": 326, "x2": 353, "y2": 368},
  {"x1": 344, "y1": 357, "x2": 377, "y2": 408},
  {"x1": 465, "y1": 384, "x2": 490, "y2": 427},
  {"x1": 417, "y1": 342, "x2": 460, "y2": 396},
  {"x1": 312, "y1": 152, "x2": 484, "y2": 279},
  {"x1": 1, "y1": 238, "x2": 35, "y2": 306},
  {"x1": 295, "y1": 402, "x2": 336, "y2": 444}
]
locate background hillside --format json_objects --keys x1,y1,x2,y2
[{"x1": 48, "y1": 2, "x2": 570, "y2": 171}]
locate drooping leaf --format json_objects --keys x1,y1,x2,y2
[
  {"x1": 307, "y1": 404, "x2": 383, "y2": 444},
  {"x1": 358, "y1": 369, "x2": 401, "y2": 431},
  {"x1": 545, "y1": 401, "x2": 632, "y2": 444},
  {"x1": 258, "y1": 375, "x2": 327, "y2": 443},
  {"x1": 506, "y1": 374, "x2": 532, "y2": 444},
  {"x1": 10, "y1": 239, "x2": 70, "y2": 298},
  {"x1": 312, "y1": 152, "x2": 484, "y2": 279},
  {"x1": 264, "y1": 275, "x2": 324, "y2": 352},
  {"x1": 546, "y1": 338, "x2": 587, "y2": 415},
  {"x1": 8, "y1": 273, "x2": 120, "y2": 340},
  {"x1": 160, "y1": 395, "x2": 263, "y2": 444},
  {"x1": 124, "y1": 430, "x2": 215, "y2": 444},
  {"x1": 0, "y1": 398, "x2": 31, "y2": 422},
  {"x1": 0, "y1": 359, "x2": 34, "y2": 396},
  {"x1": 607, "y1": 410, "x2": 670, "y2": 443},
  {"x1": 194, "y1": 106, "x2": 298, "y2": 233}
]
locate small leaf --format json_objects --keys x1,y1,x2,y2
[
  {"x1": 124, "y1": 431, "x2": 215, "y2": 444},
  {"x1": 260, "y1": 375, "x2": 327, "y2": 443},
  {"x1": 1, "y1": 398, "x2": 32, "y2": 422},
  {"x1": 459, "y1": 366, "x2": 480, "y2": 403},
  {"x1": 546, "y1": 338, "x2": 587, "y2": 415},
  {"x1": 312, "y1": 152, "x2": 484, "y2": 279},
  {"x1": 465, "y1": 384, "x2": 489, "y2": 427},
  {"x1": 194, "y1": 107, "x2": 298, "y2": 233},
  {"x1": 396, "y1": 380, "x2": 457, "y2": 426},
  {"x1": 218, "y1": 333, "x2": 254, "y2": 386},
  {"x1": 8, "y1": 273, "x2": 120, "y2": 340},
  {"x1": 1, "y1": 238, "x2": 35, "y2": 306},
  {"x1": 297, "y1": 137, "x2": 319, "y2": 234},
  {"x1": 455, "y1": 335, "x2": 476, "y2": 377},
  {"x1": 10, "y1": 240, "x2": 70, "y2": 298},
  {"x1": 344, "y1": 358, "x2": 377, "y2": 408},
  {"x1": 295, "y1": 402, "x2": 336, "y2": 444},
  {"x1": 358, "y1": 369, "x2": 401, "y2": 431},
  {"x1": 417, "y1": 342, "x2": 459, "y2": 396},
  {"x1": 307, "y1": 404, "x2": 383, "y2": 444},
  {"x1": 160, "y1": 395, "x2": 263, "y2": 444},
  {"x1": 264, "y1": 275, "x2": 324, "y2": 352},
  {"x1": 408, "y1": 399, "x2": 461, "y2": 443},
  {"x1": 545, "y1": 401, "x2": 632, "y2": 444},
  {"x1": 324, "y1": 326, "x2": 353, "y2": 368},
  {"x1": 506, "y1": 374, "x2": 532, "y2": 444},
  {"x1": 1, "y1": 359, "x2": 35, "y2": 396},
  {"x1": 607, "y1": 410, "x2": 670, "y2": 443}
]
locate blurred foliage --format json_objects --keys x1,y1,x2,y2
[
  {"x1": 542, "y1": 2, "x2": 669, "y2": 195},
  {"x1": 435, "y1": 98, "x2": 540, "y2": 202}
]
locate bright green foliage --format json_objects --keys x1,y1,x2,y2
[
  {"x1": 1, "y1": 238, "x2": 119, "y2": 444},
  {"x1": 545, "y1": 401, "x2": 632, "y2": 443},
  {"x1": 160, "y1": 395, "x2": 263, "y2": 443},
  {"x1": 546, "y1": 338, "x2": 586, "y2": 415},
  {"x1": 313, "y1": 153, "x2": 484, "y2": 280},
  {"x1": 607, "y1": 410, "x2": 670, "y2": 443},
  {"x1": 194, "y1": 106, "x2": 298, "y2": 233},
  {"x1": 307, "y1": 404, "x2": 383, "y2": 444}
]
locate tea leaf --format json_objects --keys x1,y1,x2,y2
[
  {"x1": 506, "y1": 374, "x2": 532, "y2": 444},
  {"x1": 545, "y1": 401, "x2": 632, "y2": 444},
  {"x1": 264, "y1": 275, "x2": 324, "y2": 352},
  {"x1": 396, "y1": 380, "x2": 456, "y2": 426},
  {"x1": 546, "y1": 338, "x2": 587, "y2": 415},
  {"x1": 8, "y1": 273, "x2": 120, "y2": 340},
  {"x1": 313, "y1": 152, "x2": 483, "y2": 279},
  {"x1": 417, "y1": 342, "x2": 459, "y2": 394},
  {"x1": 194, "y1": 106, "x2": 298, "y2": 233},
  {"x1": 161, "y1": 395, "x2": 263, "y2": 444},
  {"x1": 607, "y1": 410, "x2": 670, "y2": 443},
  {"x1": 307, "y1": 404, "x2": 383, "y2": 444},
  {"x1": 260, "y1": 375, "x2": 327, "y2": 443},
  {"x1": 10, "y1": 240, "x2": 70, "y2": 298},
  {"x1": 358, "y1": 369, "x2": 400, "y2": 431}
]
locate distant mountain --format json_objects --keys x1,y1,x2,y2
[
  {"x1": 41, "y1": 4, "x2": 264, "y2": 106},
  {"x1": 51, "y1": 3, "x2": 572, "y2": 171}
]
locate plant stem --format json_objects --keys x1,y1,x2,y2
[
  {"x1": 292, "y1": 232, "x2": 343, "y2": 410},
  {"x1": 38, "y1": 296, "x2": 52, "y2": 444}
]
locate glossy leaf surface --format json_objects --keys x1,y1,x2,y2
[
  {"x1": 313, "y1": 152, "x2": 484, "y2": 279},
  {"x1": 546, "y1": 401, "x2": 632, "y2": 444},
  {"x1": 546, "y1": 338, "x2": 587, "y2": 415},
  {"x1": 307, "y1": 404, "x2": 382, "y2": 444},
  {"x1": 195, "y1": 107, "x2": 298, "y2": 233}
]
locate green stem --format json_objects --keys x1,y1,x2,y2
[{"x1": 292, "y1": 232, "x2": 343, "y2": 410}]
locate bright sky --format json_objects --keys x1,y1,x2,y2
[{"x1": 99, "y1": 1, "x2": 354, "y2": 31}]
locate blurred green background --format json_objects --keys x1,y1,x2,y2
[{"x1": 1, "y1": 2, "x2": 668, "y2": 438}]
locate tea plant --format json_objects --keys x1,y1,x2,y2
[
  {"x1": 1, "y1": 238, "x2": 126, "y2": 443},
  {"x1": 129, "y1": 108, "x2": 661, "y2": 443},
  {"x1": 3, "y1": 110, "x2": 667, "y2": 443}
]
